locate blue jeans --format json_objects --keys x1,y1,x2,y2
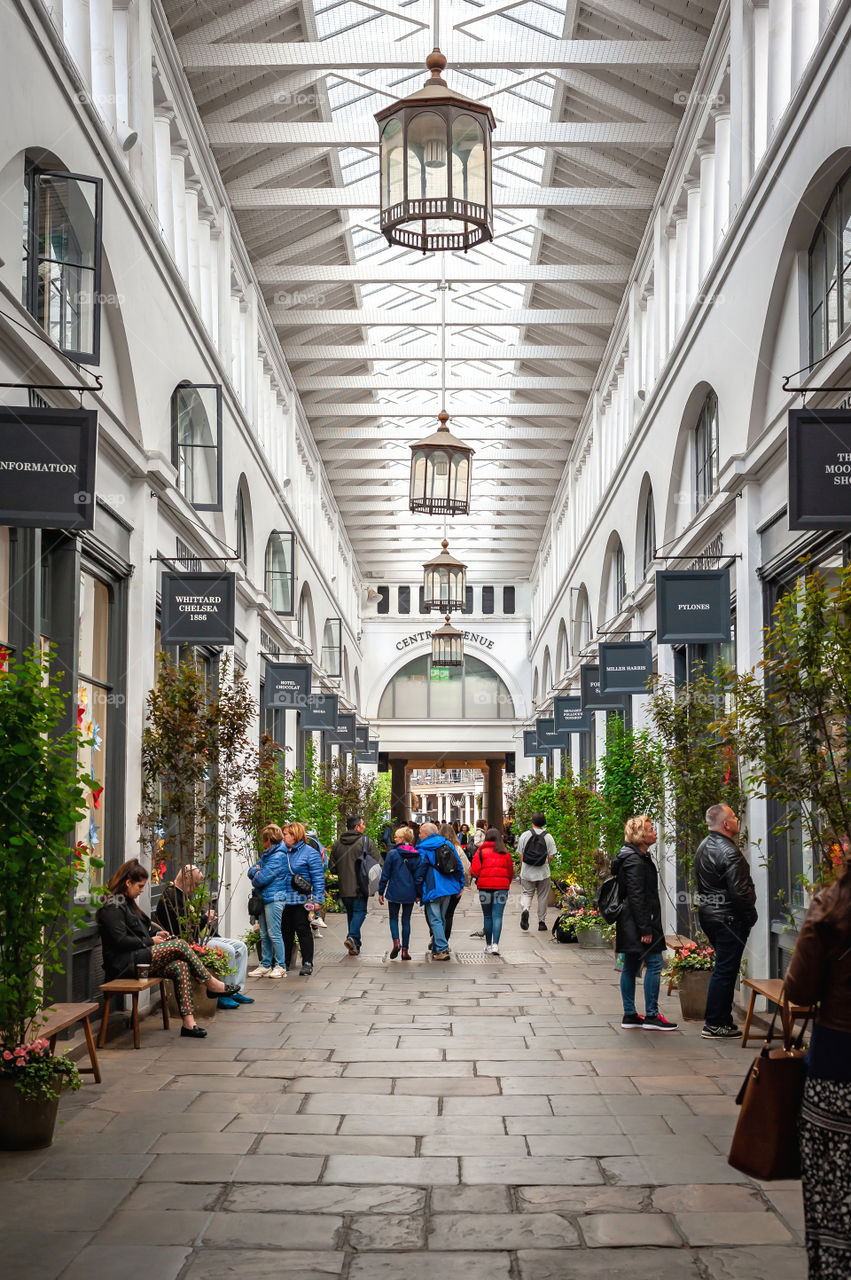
[
  {"x1": 209, "y1": 937, "x2": 249, "y2": 989},
  {"x1": 388, "y1": 901, "x2": 414, "y2": 947},
  {"x1": 424, "y1": 897, "x2": 452, "y2": 953},
  {"x1": 620, "y1": 950, "x2": 663, "y2": 1017},
  {"x1": 701, "y1": 917, "x2": 749, "y2": 1027},
  {"x1": 478, "y1": 890, "x2": 509, "y2": 945},
  {"x1": 261, "y1": 901, "x2": 287, "y2": 968},
  {"x1": 342, "y1": 896, "x2": 368, "y2": 949}
]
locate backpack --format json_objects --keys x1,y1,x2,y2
[
  {"x1": 552, "y1": 912, "x2": 578, "y2": 943},
  {"x1": 522, "y1": 830, "x2": 550, "y2": 867},
  {"x1": 434, "y1": 841, "x2": 460, "y2": 879},
  {"x1": 355, "y1": 836, "x2": 382, "y2": 898},
  {"x1": 596, "y1": 875, "x2": 624, "y2": 924}
]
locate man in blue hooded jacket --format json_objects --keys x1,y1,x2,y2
[{"x1": 416, "y1": 822, "x2": 465, "y2": 961}]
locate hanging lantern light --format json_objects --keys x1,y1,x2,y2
[
  {"x1": 431, "y1": 614, "x2": 464, "y2": 668},
  {"x1": 409, "y1": 410, "x2": 474, "y2": 515},
  {"x1": 422, "y1": 539, "x2": 467, "y2": 612},
  {"x1": 375, "y1": 48, "x2": 495, "y2": 254}
]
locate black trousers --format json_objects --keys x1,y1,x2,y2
[{"x1": 282, "y1": 904, "x2": 314, "y2": 967}]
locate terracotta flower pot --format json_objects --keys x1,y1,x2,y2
[
  {"x1": 677, "y1": 968, "x2": 713, "y2": 1020},
  {"x1": 0, "y1": 1076, "x2": 60, "y2": 1150}
]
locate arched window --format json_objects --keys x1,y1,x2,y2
[
  {"x1": 265, "y1": 531, "x2": 295, "y2": 615},
  {"x1": 573, "y1": 587, "x2": 591, "y2": 654},
  {"x1": 809, "y1": 173, "x2": 851, "y2": 361},
  {"x1": 641, "y1": 489, "x2": 656, "y2": 579},
  {"x1": 378, "y1": 654, "x2": 514, "y2": 719},
  {"x1": 613, "y1": 540, "x2": 626, "y2": 612},
  {"x1": 171, "y1": 383, "x2": 222, "y2": 510},
  {"x1": 236, "y1": 485, "x2": 249, "y2": 568},
  {"x1": 694, "y1": 390, "x2": 719, "y2": 510},
  {"x1": 322, "y1": 617, "x2": 342, "y2": 677}
]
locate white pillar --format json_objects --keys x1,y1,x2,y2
[
  {"x1": 729, "y1": 0, "x2": 748, "y2": 198},
  {"x1": 209, "y1": 227, "x2": 221, "y2": 348},
  {"x1": 652, "y1": 209, "x2": 668, "y2": 375},
  {"x1": 112, "y1": 3, "x2": 131, "y2": 157},
  {"x1": 170, "y1": 144, "x2": 188, "y2": 277},
  {"x1": 184, "y1": 179, "x2": 201, "y2": 307},
  {"x1": 685, "y1": 180, "x2": 701, "y2": 307},
  {"x1": 752, "y1": 1, "x2": 770, "y2": 165},
  {"x1": 64, "y1": 0, "x2": 92, "y2": 86},
  {"x1": 197, "y1": 213, "x2": 212, "y2": 331},
  {"x1": 464, "y1": 793, "x2": 472, "y2": 825},
  {"x1": 767, "y1": 0, "x2": 793, "y2": 137},
  {"x1": 674, "y1": 213, "x2": 688, "y2": 335},
  {"x1": 697, "y1": 146, "x2": 715, "y2": 282},
  {"x1": 90, "y1": 0, "x2": 117, "y2": 130},
  {"x1": 153, "y1": 111, "x2": 175, "y2": 251},
  {"x1": 712, "y1": 110, "x2": 732, "y2": 249},
  {"x1": 792, "y1": 0, "x2": 820, "y2": 84}
]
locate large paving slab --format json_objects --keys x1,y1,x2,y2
[{"x1": 0, "y1": 894, "x2": 805, "y2": 1277}]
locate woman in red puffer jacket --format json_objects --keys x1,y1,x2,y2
[{"x1": 471, "y1": 829, "x2": 515, "y2": 955}]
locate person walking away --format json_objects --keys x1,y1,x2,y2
[
  {"x1": 694, "y1": 803, "x2": 757, "y2": 1038},
  {"x1": 440, "y1": 822, "x2": 469, "y2": 944},
  {"x1": 612, "y1": 816, "x2": 677, "y2": 1031},
  {"x1": 516, "y1": 813, "x2": 556, "y2": 932},
  {"x1": 378, "y1": 826, "x2": 422, "y2": 959},
  {"x1": 329, "y1": 814, "x2": 382, "y2": 956},
  {"x1": 155, "y1": 864, "x2": 254, "y2": 1008},
  {"x1": 247, "y1": 824, "x2": 290, "y2": 978},
  {"x1": 472, "y1": 819, "x2": 487, "y2": 850},
  {"x1": 471, "y1": 828, "x2": 514, "y2": 954},
  {"x1": 416, "y1": 822, "x2": 465, "y2": 961},
  {"x1": 784, "y1": 854, "x2": 851, "y2": 1279},
  {"x1": 278, "y1": 821, "x2": 325, "y2": 976}
]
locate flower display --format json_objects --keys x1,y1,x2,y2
[
  {"x1": 189, "y1": 944, "x2": 237, "y2": 980},
  {"x1": 569, "y1": 905, "x2": 617, "y2": 942},
  {"x1": 669, "y1": 938, "x2": 715, "y2": 977},
  {"x1": 0, "y1": 1035, "x2": 81, "y2": 1102}
]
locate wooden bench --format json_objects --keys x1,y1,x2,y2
[
  {"x1": 98, "y1": 978, "x2": 170, "y2": 1050},
  {"x1": 740, "y1": 977, "x2": 810, "y2": 1047},
  {"x1": 664, "y1": 933, "x2": 693, "y2": 995},
  {"x1": 35, "y1": 1003, "x2": 102, "y2": 1084}
]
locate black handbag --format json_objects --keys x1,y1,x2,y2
[{"x1": 286, "y1": 849, "x2": 313, "y2": 898}]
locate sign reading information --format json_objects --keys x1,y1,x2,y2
[
  {"x1": 0, "y1": 406, "x2": 97, "y2": 530},
  {"x1": 656, "y1": 568, "x2": 731, "y2": 644},
  {"x1": 598, "y1": 640, "x2": 654, "y2": 695},
  {"x1": 788, "y1": 408, "x2": 851, "y2": 529},
  {"x1": 264, "y1": 663, "x2": 312, "y2": 708},
  {"x1": 161, "y1": 572, "x2": 236, "y2": 645},
  {"x1": 299, "y1": 692, "x2": 339, "y2": 732}
]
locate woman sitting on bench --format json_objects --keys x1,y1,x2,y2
[{"x1": 97, "y1": 860, "x2": 239, "y2": 1039}]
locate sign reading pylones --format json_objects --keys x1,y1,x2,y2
[
  {"x1": 655, "y1": 568, "x2": 731, "y2": 644},
  {"x1": 161, "y1": 572, "x2": 236, "y2": 645}
]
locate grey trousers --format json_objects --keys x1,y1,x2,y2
[{"x1": 520, "y1": 877, "x2": 551, "y2": 923}]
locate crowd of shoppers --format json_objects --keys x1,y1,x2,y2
[{"x1": 248, "y1": 821, "x2": 325, "y2": 977}]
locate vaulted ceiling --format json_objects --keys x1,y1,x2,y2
[{"x1": 166, "y1": 0, "x2": 720, "y2": 579}]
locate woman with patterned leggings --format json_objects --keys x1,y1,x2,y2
[{"x1": 97, "y1": 860, "x2": 239, "y2": 1039}]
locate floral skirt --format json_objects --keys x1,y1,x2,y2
[{"x1": 800, "y1": 1075, "x2": 851, "y2": 1279}]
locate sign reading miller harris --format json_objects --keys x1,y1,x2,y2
[
  {"x1": 161, "y1": 572, "x2": 236, "y2": 646},
  {"x1": 788, "y1": 408, "x2": 851, "y2": 530},
  {"x1": 0, "y1": 406, "x2": 97, "y2": 530},
  {"x1": 598, "y1": 640, "x2": 654, "y2": 695},
  {"x1": 655, "y1": 568, "x2": 731, "y2": 644}
]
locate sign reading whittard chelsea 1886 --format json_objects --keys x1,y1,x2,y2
[
  {"x1": 264, "y1": 662, "x2": 312, "y2": 708},
  {"x1": 553, "y1": 695, "x2": 592, "y2": 735},
  {"x1": 300, "y1": 692, "x2": 338, "y2": 732},
  {"x1": 788, "y1": 408, "x2": 851, "y2": 529},
  {"x1": 0, "y1": 406, "x2": 98, "y2": 530},
  {"x1": 161, "y1": 572, "x2": 236, "y2": 645},
  {"x1": 655, "y1": 568, "x2": 731, "y2": 644},
  {"x1": 598, "y1": 640, "x2": 654, "y2": 695}
]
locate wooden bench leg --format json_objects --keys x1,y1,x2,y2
[
  {"x1": 159, "y1": 981, "x2": 170, "y2": 1031},
  {"x1": 740, "y1": 989, "x2": 757, "y2": 1047},
  {"x1": 81, "y1": 1015, "x2": 102, "y2": 1084},
  {"x1": 131, "y1": 992, "x2": 141, "y2": 1050},
  {"x1": 98, "y1": 995, "x2": 112, "y2": 1048}
]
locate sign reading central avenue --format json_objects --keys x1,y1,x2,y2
[
  {"x1": 788, "y1": 408, "x2": 851, "y2": 529},
  {"x1": 161, "y1": 572, "x2": 236, "y2": 645},
  {"x1": 396, "y1": 629, "x2": 494, "y2": 652},
  {"x1": 0, "y1": 406, "x2": 98, "y2": 530}
]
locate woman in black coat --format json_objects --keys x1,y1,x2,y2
[{"x1": 611, "y1": 816, "x2": 677, "y2": 1032}]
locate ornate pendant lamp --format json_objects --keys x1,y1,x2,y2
[
  {"x1": 422, "y1": 538, "x2": 466, "y2": 612},
  {"x1": 409, "y1": 410, "x2": 474, "y2": 515},
  {"x1": 375, "y1": 48, "x2": 495, "y2": 253},
  {"x1": 431, "y1": 614, "x2": 464, "y2": 667}
]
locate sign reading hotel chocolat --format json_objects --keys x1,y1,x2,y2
[
  {"x1": 326, "y1": 710, "x2": 357, "y2": 748},
  {"x1": 0, "y1": 406, "x2": 97, "y2": 530},
  {"x1": 161, "y1": 572, "x2": 236, "y2": 645},
  {"x1": 523, "y1": 729, "x2": 550, "y2": 759},
  {"x1": 263, "y1": 662, "x2": 312, "y2": 708},
  {"x1": 656, "y1": 568, "x2": 731, "y2": 644},
  {"x1": 299, "y1": 691, "x2": 339, "y2": 732},
  {"x1": 598, "y1": 640, "x2": 654, "y2": 695},
  {"x1": 553, "y1": 695, "x2": 592, "y2": 735},
  {"x1": 788, "y1": 408, "x2": 851, "y2": 529},
  {"x1": 535, "y1": 717, "x2": 571, "y2": 751},
  {"x1": 579, "y1": 664, "x2": 630, "y2": 711}
]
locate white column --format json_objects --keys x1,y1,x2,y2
[
  {"x1": 674, "y1": 213, "x2": 688, "y2": 335},
  {"x1": 767, "y1": 0, "x2": 793, "y2": 137},
  {"x1": 153, "y1": 111, "x2": 174, "y2": 251},
  {"x1": 231, "y1": 296, "x2": 243, "y2": 395},
  {"x1": 666, "y1": 221, "x2": 678, "y2": 346},
  {"x1": 652, "y1": 209, "x2": 668, "y2": 375},
  {"x1": 184, "y1": 178, "x2": 201, "y2": 306},
  {"x1": 712, "y1": 110, "x2": 732, "y2": 249},
  {"x1": 685, "y1": 180, "x2": 701, "y2": 307},
  {"x1": 792, "y1": 0, "x2": 820, "y2": 84},
  {"x1": 752, "y1": 1, "x2": 770, "y2": 165},
  {"x1": 697, "y1": 146, "x2": 715, "y2": 282},
  {"x1": 112, "y1": 2, "x2": 131, "y2": 157},
  {"x1": 90, "y1": 0, "x2": 117, "y2": 130},
  {"x1": 197, "y1": 213, "x2": 212, "y2": 331},
  {"x1": 64, "y1": 0, "x2": 92, "y2": 86},
  {"x1": 170, "y1": 144, "x2": 188, "y2": 277},
  {"x1": 729, "y1": 0, "x2": 748, "y2": 198}
]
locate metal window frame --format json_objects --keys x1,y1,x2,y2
[
  {"x1": 397, "y1": 584, "x2": 411, "y2": 614},
  {"x1": 481, "y1": 585, "x2": 495, "y2": 614},
  {"x1": 502, "y1": 585, "x2": 515, "y2": 615},
  {"x1": 265, "y1": 530, "x2": 296, "y2": 617},
  {"x1": 322, "y1": 616, "x2": 342, "y2": 677},
  {"x1": 171, "y1": 382, "x2": 223, "y2": 512}
]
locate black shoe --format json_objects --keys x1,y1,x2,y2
[
  {"x1": 621, "y1": 1013, "x2": 644, "y2": 1029},
  {"x1": 207, "y1": 983, "x2": 239, "y2": 998},
  {"x1": 299, "y1": 962, "x2": 313, "y2": 976},
  {"x1": 180, "y1": 1025, "x2": 207, "y2": 1038},
  {"x1": 520, "y1": 910, "x2": 529, "y2": 931},
  {"x1": 538, "y1": 921, "x2": 548, "y2": 931},
  {"x1": 642, "y1": 1014, "x2": 678, "y2": 1032},
  {"x1": 701, "y1": 1023, "x2": 739, "y2": 1038}
]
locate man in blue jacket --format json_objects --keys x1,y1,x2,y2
[{"x1": 416, "y1": 822, "x2": 465, "y2": 961}]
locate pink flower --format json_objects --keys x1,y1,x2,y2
[{"x1": 2, "y1": 1051, "x2": 11, "y2": 1061}]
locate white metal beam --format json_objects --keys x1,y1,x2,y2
[
  {"x1": 261, "y1": 264, "x2": 630, "y2": 284},
  {"x1": 304, "y1": 402, "x2": 578, "y2": 416},
  {"x1": 272, "y1": 307, "x2": 618, "y2": 327},
  {"x1": 286, "y1": 343, "x2": 605, "y2": 361},
  {"x1": 295, "y1": 374, "x2": 595, "y2": 390},
  {"x1": 228, "y1": 183, "x2": 658, "y2": 210},
  {"x1": 205, "y1": 121, "x2": 678, "y2": 149}
]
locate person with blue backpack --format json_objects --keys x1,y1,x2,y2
[
  {"x1": 378, "y1": 826, "x2": 422, "y2": 960},
  {"x1": 329, "y1": 815, "x2": 382, "y2": 956},
  {"x1": 416, "y1": 822, "x2": 466, "y2": 961}
]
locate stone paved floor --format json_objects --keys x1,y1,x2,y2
[{"x1": 1, "y1": 895, "x2": 807, "y2": 1279}]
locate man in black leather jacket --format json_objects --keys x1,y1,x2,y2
[{"x1": 695, "y1": 803, "x2": 758, "y2": 1038}]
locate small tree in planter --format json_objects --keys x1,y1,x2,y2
[{"x1": 0, "y1": 649, "x2": 100, "y2": 1148}]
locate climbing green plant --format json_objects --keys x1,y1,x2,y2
[{"x1": 596, "y1": 717, "x2": 665, "y2": 858}]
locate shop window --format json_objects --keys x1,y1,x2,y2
[
  {"x1": 265, "y1": 531, "x2": 295, "y2": 616},
  {"x1": 642, "y1": 490, "x2": 656, "y2": 578},
  {"x1": 694, "y1": 390, "x2": 719, "y2": 510},
  {"x1": 236, "y1": 487, "x2": 249, "y2": 568},
  {"x1": 171, "y1": 383, "x2": 223, "y2": 510},
  {"x1": 378, "y1": 654, "x2": 514, "y2": 719},
  {"x1": 75, "y1": 570, "x2": 111, "y2": 893},
  {"x1": 376, "y1": 585, "x2": 390, "y2": 614},
  {"x1": 481, "y1": 585, "x2": 494, "y2": 615},
  {"x1": 809, "y1": 174, "x2": 851, "y2": 361},
  {"x1": 418, "y1": 585, "x2": 429, "y2": 615},
  {"x1": 322, "y1": 617, "x2": 342, "y2": 676},
  {"x1": 573, "y1": 587, "x2": 592, "y2": 653},
  {"x1": 503, "y1": 586, "x2": 515, "y2": 615},
  {"x1": 0, "y1": 528, "x2": 10, "y2": 665},
  {"x1": 613, "y1": 541, "x2": 627, "y2": 611},
  {"x1": 463, "y1": 586, "x2": 474, "y2": 614},
  {"x1": 24, "y1": 167, "x2": 103, "y2": 363},
  {"x1": 398, "y1": 585, "x2": 411, "y2": 614}
]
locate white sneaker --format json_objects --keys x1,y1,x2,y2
[
  {"x1": 248, "y1": 965, "x2": 270, "y2": 978},
  {"x1": 313, "y1": 917, "x2": 327, "y2": 928},
  {"x1": 266, "y1": 965, "x2": 287, "y2": 978},
  {"x1": 490, "y1": 944, "x2": 500, "y2": 955}
]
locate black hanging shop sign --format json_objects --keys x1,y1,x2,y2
[
  {"x1": 535, "y1": 717, "x2": 571, "y2": 751},
  {"x1": 300, "y1": 691, "x2": 339, "y2": 732},
  {"x1": 523, "y1": 729, "x2": 550, "y2": 759},
  {"x1": 355, "y1": 726, "x2": 370, "y2": 752},
  {"x1": 161, "y1": 571, "x2": 236, "y2": 645},
  {"x1": 656, "y1": 568, "x2": 731, "y2": 644},
  {"x1": 263, "y1": 662, "x2": 312, "y2": 708},
  {"x1": 327, "y1": 710, "x2": 357, "y2": 749},
  {"x1": 553, "y1": 695, "x2": 592, "y2": 735},
  {"x1": 579, "y1": 664, "x2": 630, "y2": 711},
  {"x1": 357, "y1": 739, "x2": 379, "y2": 765},
  {"x1": 788, "y1": 408, "x2": 851, "y2": 529},
  {"x1": 0, "y1": 406, "x2": 98, "y2": 530},
  {"x1": 598, "y1": 640, "x2": 654, "y2": 695}
]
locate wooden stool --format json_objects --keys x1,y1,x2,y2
[
  {"x1": 98, "y1": 978, "x2": 170, "y2": 1050},
  {"x1": 664, "y1": 933, "x2": 693, "y2": 995},
  {"x1": 36, "y1": 1003, "x2": 102, "y2": 1083},
  {"x1": 740, "y1": 977, "x2": 810, "y2": 1047}
]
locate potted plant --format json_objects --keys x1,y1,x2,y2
[
  {"x1": 0, "y1": 648, "x2": 100, "y2": 1149},
  {"x1": 164, "y1": 943, "x2": 236, "y2": 1021},
  {"x1": 668, "y1": 939, "x2": 716, "y2": 1020},
  {"x1": 571, "y1": 906, "x2": 616, "y2": 949}
]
